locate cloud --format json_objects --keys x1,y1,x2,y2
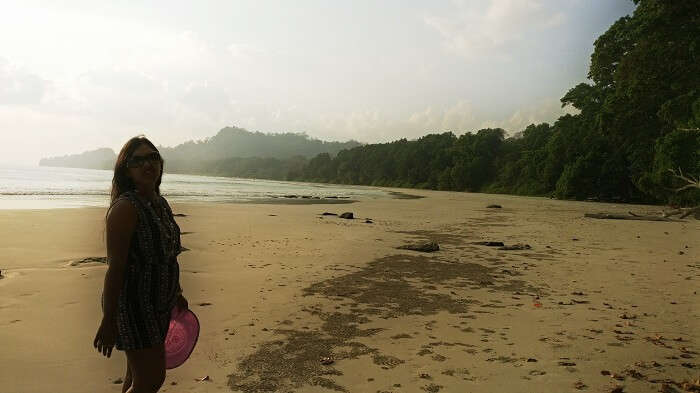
[
  {"x1": 0, "y1": 58, "x2": 50, "y2": 106},
  {"x1": 243, "y1": 98, "x2": 570, "y2": 144},
  {"x1": 294, "y1": 98, "x2": 577, "y2": 143},
  {"x1": 479, "y1": 97, "x2": 579, "y2": 133},
  {"x1": 425, "y1": 0, "x2": 566, "y2": 59},
  {"x1": 227, "y1": 43, "x2": 268, "y2": 59},
  {"x1": 406, "y1": 100, "x2": 476, "y2": 133},
  {"x1": 74, "y1": 68, "x2": 172, "y2": 126}
]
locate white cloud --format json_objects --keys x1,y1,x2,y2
[
  {"x1": 227, "y1": 43, "x2": 268, "y2": 59},
  {"x1": 425, "y1": 0, "x2": 567, "y2": 59},
  {"x1": 252, "y1": 98, "x2": 570, "y2": 144},
  {"x1": 0, "y1": 58, "x2": 50, "y2": 106},
  {"x1": 479, "y1": 97, "x2": 579, "y2": 133}
]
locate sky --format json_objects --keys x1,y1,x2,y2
[{"x1": 0, "y1": 0, "x2": 636, "y2": 166}]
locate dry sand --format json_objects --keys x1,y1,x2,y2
[{"x1": 0, "y1": 189, "x2": 698, "y2": 393}]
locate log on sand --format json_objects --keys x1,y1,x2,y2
[{"x1": 584, "y1": 212, "x2": 677, "y2": 222}]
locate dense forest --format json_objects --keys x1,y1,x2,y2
[{"x1": 290, "y1": 0, "x2": 699, "y2": 205}]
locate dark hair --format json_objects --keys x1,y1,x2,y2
[{"x1": 110, "y1": 136, "x2": 164, "y2": 204}]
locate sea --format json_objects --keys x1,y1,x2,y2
[{"x1": 0, "y1": 166, "x2": 392, "y2": 210}]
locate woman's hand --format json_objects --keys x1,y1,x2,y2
[
  {"x1": 176, "y1": 293, "x2": 189, "y2": 311},
  {"x1": 93, "y1": 319, "x2": 117, "y2": 358}
]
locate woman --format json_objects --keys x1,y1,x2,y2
[{"x1": 94, "y1": 136, "x2": 188, "y2": 393}]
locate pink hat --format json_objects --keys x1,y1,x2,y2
[{"x1": 165, "y1": 306, "x2": 200, "y2": 369}]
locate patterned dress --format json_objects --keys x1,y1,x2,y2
[{"x1": 101, "y1": 191, "x2": 182, "y2": 351}]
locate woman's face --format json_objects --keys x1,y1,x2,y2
[{"x1": 126, "y1": 144, "x2": 162, "y2": 190}]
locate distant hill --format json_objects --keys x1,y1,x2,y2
[
  {"x1": 160, "y1": 127, "x2": 361, "y2": 173},
  {"x1": 39, "y1": 126, "x2": 362, "y2": 172},
  {"x1": 39, "y1": 148, "x2": 116, "y2": 170}
]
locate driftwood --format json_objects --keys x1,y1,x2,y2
[
  {"x1": 663, "y1": 207, "x2": 700, "y2": 219},
  {"x1": 584, "y1": 212, "x2": 675, "y2": 222},
  {"x1": 666, "y1": 166, "x2": 700, "y2": 219},
  {"x1": 668, "y1": 167, "x2": 700, "y2": 192}
]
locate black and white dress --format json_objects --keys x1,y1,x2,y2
[{"x1": 102, "y1": 190, "x2": 181, "y2": 351}]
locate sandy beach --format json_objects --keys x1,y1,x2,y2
[{"x1": 0, "y1": 188, "x2": 698, "y2": 393}]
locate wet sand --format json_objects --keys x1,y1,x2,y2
[{"x1": 0, "y1": 188, "x2": 698, "y2": 392}]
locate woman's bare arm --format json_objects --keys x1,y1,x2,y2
[{"x1": 101, "y1": 199, "x2": 136, "y2": 325}]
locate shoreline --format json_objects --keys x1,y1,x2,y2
[
  {"x1": 0, "y1": 187, "x2": 675, "y2": 212},
  {"x1": 0, "y1": 188, "x2": 425, "y2": 210}
]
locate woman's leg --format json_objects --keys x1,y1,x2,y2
[
  {"x1": 121, "y1": 356, "x2": 133, "y2": 393},
  {"x1": 124, "y1": 344, "x2": 166, "y2": 393}
]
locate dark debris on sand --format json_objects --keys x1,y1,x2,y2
[
  {"x1": 228, "y1": 251, "x2": 543, "y2": 392},
  {"x1": 227, "y1": 312, "x2": 379, "y2": 393}
]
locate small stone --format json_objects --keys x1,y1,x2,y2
[
  {"x1": 113, "y1": 378, "x2": 123, "y2": 384},
  {"x1": 486, "y1": 204, "x2": 502, "y2": 208},
  {"x1": 339, "y1": 212, "x2": 354, "y2": 219}
]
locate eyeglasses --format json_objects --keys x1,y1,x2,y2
[{"x1": 127, "y1": 152, "x2": 162, "y2": 168}]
